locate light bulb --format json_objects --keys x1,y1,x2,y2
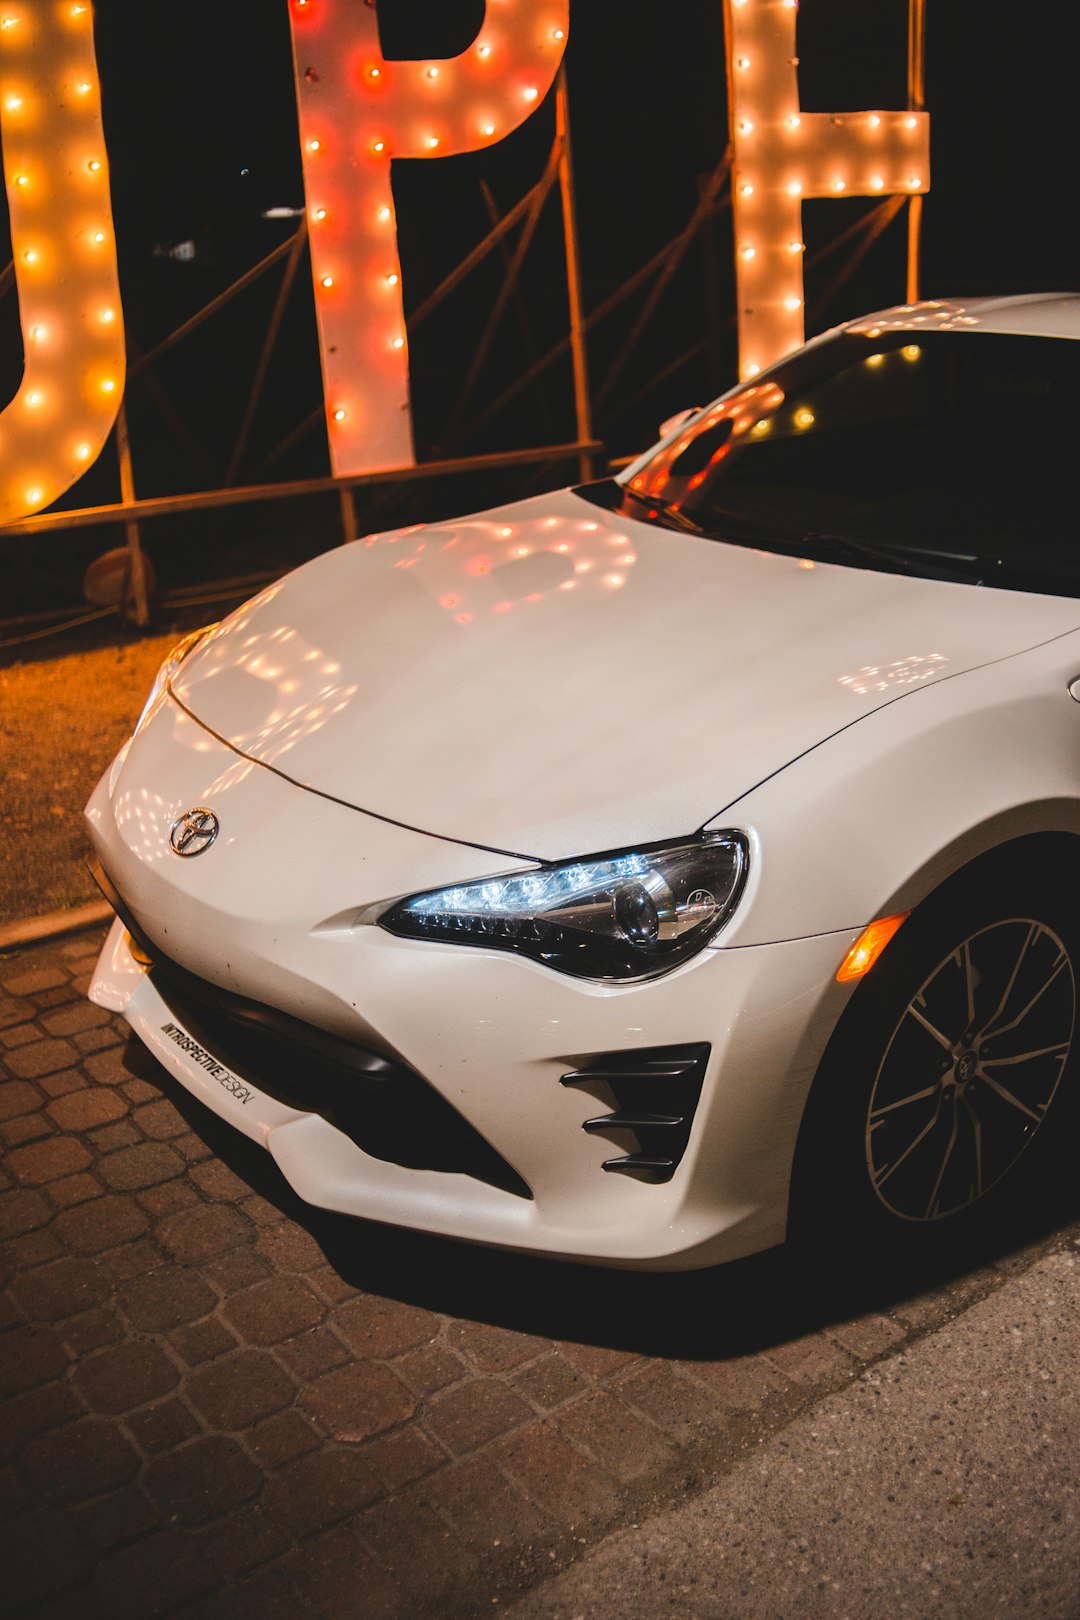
[
  {"x1": 737, "y1": 57, "x2": 750, "y2": 69},
  {"x1": 745, "y1": 361, "x2": 761, "y2": 376},
  {"x1": 313, "y1": 207, "x2": 327, "y2": 220},
  {"x1": 784, "y1": 295, "x2": 801, "y2": 310},
  {"x1": 27, "y1": 488, "x2": 42, "y2": 504},
  {"x1": 740, "y1": 245, "x2": 756, "y2": 260},
  {"x1": 738, "y1": 119, "x2": 754, "y2": 134},
  {"x1": 831, "y1": 178, "x2": 846, "y2": 192},
  {"x1": 307, "y1": 138, "x2": 321, "y2": 152},
  {"x1": 92, "y1": 230, "x2": 105, "y2": 243},
  {"x1": 426, "y1": 135, "x2": 439, "y2": 149},
  {"x1": 377, "y1": 206, "x2": 391, "y2": 222},
  {"x1": 870, "y1": 175, "x2": 884, "y2": 190},
  {"x1": 87, "y1": 158, "x2": 101, "y2": 172},
  {"x1": 787, "y1": 180, "x2": 802, "y2": 196},
  {"x1": 391, "y1": 335, "x2": 404, "y2": 349},
  {"x1": 522, "y1": 86, "x2": 538, "y2": 101},
  {"x1": 321, "y1": 274, "x2": 334, "y2": 288},
  {"x1": 904, "y1": 116, "x2": 918, "y2": 129},
  {"x1": 482, "y1": 122, "x2": 495, "y2": 136},
  {"x1": 787, "y1": 115, "x2": 800, "y2": 128},
  {"x1": 373, "y1": 140, "x2": 385, "y2": 153},
  {"x1": 477, "y1": 42, "x2": 491, "y2": 57},
  {"x1": 333, "y1": 408, "x2": 346, "y2": 421},
  {"x1": 385, "y1": 272, "x2": 398, "y2": 285},
  {"x1": 100, "y1": 378, "x2": 115, "y2": 393},
  {"x1": 26, "y1": 391, "x2": 42, "y2": 407},
  {"x1": 553, "y1": 27, "x2": 565, "y2": 38},
  {"x1": 902, "y1": 344, "x2": 921, "y2": 360},
  {"x1": 426, "y1": 66, "x2": 439, "y2": 79},
  {"x1": 99, "y1": 307, "x2": 115, "y2": 323},
  {"x1": 868, "y1": 114, "x2": 881, "y2": 128},
  {"x1": 6, "y1": 95, "x2": 22, "y2": 111},
  {"x1": 788, "y1": 239, "x2": 805, "y2": 253},
  {"x1": 14, "y1": 174, "x2": 29, "y2": 189},
  {"x1": 866, "y1": 353, "x2": 884, "y2": 367},
  {"x1": 739, "y1": 183, "x2": 754, "y2": 196},
  {"x1": 76, "y1": 81, "x2": 91, "y2": 94},
  {"x1": 75, "y1": 444, "x2": 91, "y2": 460},
  {"x1": 30, "y1": 325, "x2": 46, "y2": 341},
  {"x1": 907, "y1": 175, "x2": 922, "y2": 189}
]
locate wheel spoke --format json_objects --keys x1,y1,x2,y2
[
  {"x1": 907, "y1": 1001, "x2": 954, "y2": 1051},
  {"x1": 924, "y1": 1110, "x2": 959, "y2": 1219},
  {"x1": 975, "y1": 1067, "x2": 1044, "y2": 1124},
  {"x1": 870, "y1": 1084, "x2": 939, "y2": 1121},
  {"x1": 961, "y1": 1092, "x2": 984, "y2": 1202},
  {"x1": 874, "y1": 1098, "x2": 943, "y2": 1189},
  {"x1": 985, "y1": 954, "x2": 1067, "y2": 1042},
  {"x1": 978, "y1": 923, "x2": 1040, "y2": 1038},
  {"x1": 981, "y1": 1041, "x2": 1069, "y2": 1069}
]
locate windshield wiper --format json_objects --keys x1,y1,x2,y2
[
  {"x1": 615, "y1": 484, "x2": 705, "y2": 535},
  {"x1": 800, "y1": 529, "x2": 981, "y2": 582}
]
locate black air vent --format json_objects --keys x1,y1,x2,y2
[
  {"x1": 560, "y1": 1043, "x2": 710, "y2": 1182},
  {"x1": 89, "y1": 860, "x2": 531, "y2": 1200}
]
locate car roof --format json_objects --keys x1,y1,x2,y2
[{"x1": 843, "y1": 292, "x2": 1080, "y2": 341}]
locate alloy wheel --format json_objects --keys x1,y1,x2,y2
[{"x1": 865, "y1": 917, "x2": 1075, "y2": 1222}]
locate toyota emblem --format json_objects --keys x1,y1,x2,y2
[{"x1": 169, "y1": 807, "x2": 219, "y2": 857}]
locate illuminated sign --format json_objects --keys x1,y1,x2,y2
[
  {"x1": 725, "y1": 0, "x2": 929, "y2": 379},
  {"x1": 0, "y1": 1, "x2": 928, "y2": 526},
  {"x1": 288, "y1": 0, "x2": 570, "y2": 476},
  {"x1": 0, "y1": 0, "x2": 124, "y2": 523}
]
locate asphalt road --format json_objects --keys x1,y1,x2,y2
[{"x1": 506, "y1": 1246, "x2": 1080, "y2": 1619}]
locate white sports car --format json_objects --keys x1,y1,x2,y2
[{"x1": 87, "y1": 294, "x2": 1080, "y2": 1269}]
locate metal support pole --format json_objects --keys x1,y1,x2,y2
[
  {"x1": 226, "y1": 217, "x2": 308, "y2": 486},
  {"x1": 131, "y1": 234, "x2": 298, "y2": 376},
  {"x1": 555, "y1": 67, "x2": 595, "y2": 482},
  {"x1": 338, "y1": 484, "x2": 358, "y2": 545},
  {"x1": 114, "y1": 401, "x2": 150, "y2": 627},
  {"x1": 451, "y1": 144, "x2": 561, "y2": 429},
  {"x1": 596, "y1": 153, "x2": 730, "y2": 409},
  {"x1": 906, "y1": 0, "x2": 927, "y2": 303}
]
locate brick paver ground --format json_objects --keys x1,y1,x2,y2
[{"x1": 2, "y1": 929, "x2": 1078, "y2": 1620}]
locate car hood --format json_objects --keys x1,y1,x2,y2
[{"x1": 173, "y1": 489, "x2": 1080, "y2": 861}]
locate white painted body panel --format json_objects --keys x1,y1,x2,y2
[
  {"x1": 85, "y1": 698, "x2": 858, "y2": 1267},
  {"x1": 84, "y1": 294, "x2": 1080, "y2": 1267},
  {"x1": 171, "y1": 490, "x2": 1080, "y2": 860}
]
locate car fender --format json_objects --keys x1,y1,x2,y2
[{"x1": 705, "y1": 621, "x2": 1080, "y2": 947}]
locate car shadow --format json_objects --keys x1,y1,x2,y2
[{"x1": 136, "y1": 1034, "x2": 1080, "y2": 1364}]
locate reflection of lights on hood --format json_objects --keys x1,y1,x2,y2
[{"x1": 839, "y1": 652, "x2": 947, "y2": 695}]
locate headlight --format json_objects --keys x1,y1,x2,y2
[
  {"x1": 379, "y1": 832, "x2": 748, "y2": 982},
  {"x1": 133, "y1": 623, "x2": 218, "y2": 737}
]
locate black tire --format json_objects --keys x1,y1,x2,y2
[{"x1": 791, "y1": 866, "x2": 1079, "y2": 1262}]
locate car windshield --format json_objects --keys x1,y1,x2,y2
[{"x1": 580, "y1": 329, "x2": 1080, "y2": 596}]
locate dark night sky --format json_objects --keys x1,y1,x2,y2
[{"x1": 3, "y1": 0, "x2": 1079, "y2": 590}]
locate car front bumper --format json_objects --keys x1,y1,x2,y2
[{"x1": 85, "y1": 693, "x2": 859, "y2": 1270}]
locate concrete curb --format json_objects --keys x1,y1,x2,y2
[{"x1": 0, "y1": 898, "x2": 112, "y2": 953}]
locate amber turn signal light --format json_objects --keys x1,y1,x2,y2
[{"x1": 835, "y1": 912, "x2": 910, "y2": 983}]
